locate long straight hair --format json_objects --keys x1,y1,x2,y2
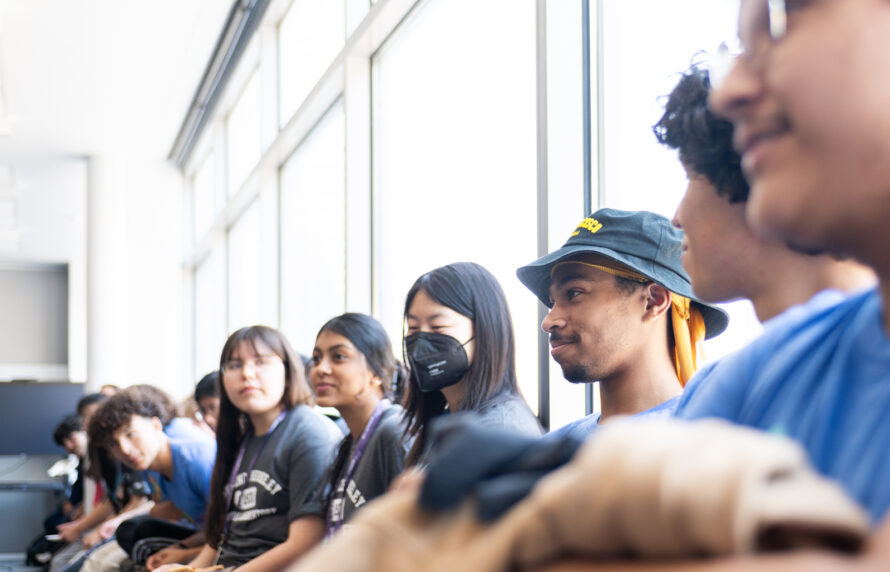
[
  {"x1": 312, "y1": 313, "x2": 408, "y2": 522},
  {"x1": 402, "y1": 262, "x2": 519, "y2": 466},
  {"x1": 204, "y1": 325, "x2": 314, "y2": 548}
]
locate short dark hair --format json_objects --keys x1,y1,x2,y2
[
  {"x1": 402, "y1": 262, "x2": 521, "y2": 466},
  {"x1": 77, "y1": 392, "x2": 107, "y2": 415},
  {"x1": 194, "y1": 371, "x2": 220, "y2": 403},
  {"x1": 653, "y1": 65, "x2": 749, "y2": 203},
  {"x1": 53, "y1": 414, "x2": 83, "y2": 447}
]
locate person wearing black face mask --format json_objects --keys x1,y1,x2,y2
[
  {"x1": 404, "y1": 331, "x2": 473, "y2": 393},
  {"x1": 401, "y1": 262, "x2": 542, "y2": 467}
]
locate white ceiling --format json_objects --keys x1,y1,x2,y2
[
  {"x1": 0, "y1": 0, "x2": 231, "y2": 158},
  {"x1": 0, "y1": 0, "x2": 232, "y2": 258}
]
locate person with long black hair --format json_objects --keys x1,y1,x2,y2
[
  {"x1": 158, "y1": 325, "x2": 339, "y2": 571},
  {"x1": 402, "y1": 262, "x2": 541, "y2": 466},
  {"x1": 309, "y1": 313, "x2": 412, "y2": 536}
]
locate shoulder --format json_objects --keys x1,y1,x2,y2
[
  {"x1": 371, "y1": 405, "x2": 410, "y2": 449},
  {"x1": 278, "y1": 405, "x2": 341, "y2": 452},
  {"x1": 547, "y1": 413, "x2": 600, "y2": 441},
  {"x1": 676, "y1": 288, "x2": 878, "y2": 420},
  {"x1": 477, "y1": 393, "x2": 543, "y2": 436}
]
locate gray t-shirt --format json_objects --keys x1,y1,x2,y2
[
  {"x1": 218, "y1": 405, "x2": 339, "y2": 567},
  {"x1": 475, "y1": 392, "x2": 543, "y2": 437},
  {"x1": 326, "y1": 404, "x2": 411, "y2": 530}
]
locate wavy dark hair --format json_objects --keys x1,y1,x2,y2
[
  {"x1": 312, "y1": 313, "x2": 407, "y2": 521},
  {"x1": 653, "y1": 64, "x2": 749, "y2": 203},
  {"x1": 205, "y1": 325, "x2": 314, "y2": 548},
  {"x1": 85, "y1": 385, "x2": 177, "y2": 511},
  {"x1": 401, "y1": 262, "x2": 520, "y2": 466}
]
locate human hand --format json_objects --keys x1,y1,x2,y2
[
  {"x1": 98, "y1": 519, "x2": 118, "y2": 539},
  {"x1": 389, "y1": 467, "x2": 426, "y2": 492},
  {"x1": 57, "y1": 520, "x2": 82, "y2": 543},
  {"x1": 147, "y1": 547, "x2": 190, "y2": 571},
  {"x1": 151, "y1": 565, "x2": 188, "y2": 572},
  {"x1": 82, "y1": 528, "x2": 103, "y2": 549}
]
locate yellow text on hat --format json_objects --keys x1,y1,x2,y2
[{"x1": 571, "y1": 217, "x2": 603, "y2": 237}]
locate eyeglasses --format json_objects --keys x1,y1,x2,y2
[
  {"x1": 222, "y1": 354, "x2": 282, "y2": 375},
  {"x1": 708, "y1": 0, "x2": 790, "y2": 89},
  {"x1": 767, "y1": 0, "x2": 787, "y2": 40}
]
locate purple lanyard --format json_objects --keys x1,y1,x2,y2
[
  {"x1": 223, "y1": 410, "x2": 287, "y2": 539},
  {"x1": 326, "y1": 400, "x2": 391, "y2": 535}
]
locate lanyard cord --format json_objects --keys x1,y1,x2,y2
[
  {"x1": 222, "y1": 410, "x2": 288, "y2": 540},
  {"x1": 326, "y1": 400, "x2": 391, "y2": 535}
]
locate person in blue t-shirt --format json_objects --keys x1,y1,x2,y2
[
  {"x1": 517, "y1": 209, "x2": 728, "y2": 439},
  {"x1": 87, "y1": 387, "x2": 216, "y2": 567}
]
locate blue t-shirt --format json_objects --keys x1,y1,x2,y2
[
  {"x1": 675, "y1": 288, "x2": 890, "y2": 523},
  {"x1": 548, "y1": 396, "x2": 680, "y2": 441},
  {"x1": 145, "y1": 434, "x2": 216, "y2": 525}
]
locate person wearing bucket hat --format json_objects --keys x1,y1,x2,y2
[{"x1": 517, "y1": 208, "x2": 728, "y2": 439}]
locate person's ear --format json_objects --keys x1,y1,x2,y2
[
  {"x1": 642, "y1": 283, "x2": 672, "y2": 321},
  {"x1": 150, "y1": 416, "x2": 164, "y2": 432}
]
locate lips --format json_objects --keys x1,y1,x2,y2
[
  {"x1": 314, "y1": 383, "x2": 334, "y2": 393},
  {"x1": 549, "y1": 337, "x2": 575, "y2": 358},
  {"x1": 735, "y1": 121, "x2": 791, "y2": 175}
]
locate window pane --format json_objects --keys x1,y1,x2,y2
[
  {"x1": 226, "y1": 69, "x2": 262, "y2": 196},
  {"x1": 195, "y1": 246, "x2": 226, "y2": 379},
  {"x1": 372, "y1": 0, "x2": 539, "y2": 412},
  {"x1": 278, "y1": 0, "x2": 345, "y2": 126},
  {"x1": 280, "y1": 102, "x2": 346, "y2": 355},
  {"x1": 600, "y1": 0, "x2": 759, "y2": 360},
  {"x1": 192, "y1": 151, "x2": 216, "y2": 243},
  {"x1": 227, "y1": 199, "x2": 266, "y2": 331}
]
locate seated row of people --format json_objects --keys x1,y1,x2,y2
[
  {"x1": 46, "y1": 259, "x2": 544, "y2": 571},
  {"x1": 50, "y1": 7, "x2": 890, "y2": 566}
]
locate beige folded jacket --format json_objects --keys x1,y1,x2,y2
[{"x1": 292, "y1": 418, "x2": 869, "y2": 572}]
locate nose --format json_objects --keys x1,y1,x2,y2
[
  {"x1": 116, "y1": 438, "x2": 132, "y2": 457},
  {"x1": 708, "y1": 56, "x2": 764, "y2": 124},
  {"x1": 541, "y1": 304, "x2": 564, "y2": 333},
  {"x1": 313, "y1": 356, "x2": 332, "y2": 376},
  {"x1": 671, "y1": 206, "x2": 682, "y2": 230}
]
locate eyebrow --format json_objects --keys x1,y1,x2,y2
[
  {"x1": 553, "y1": 271, "x2": 586, "y2": 289},
  {"x1": 406, "y1": 312, "x2": 447, "y2": 322}
]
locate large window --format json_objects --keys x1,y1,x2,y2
[
  {"x1": 372, "y1": 0, "x2": 539, "y2": 411},
  {"x1": 598, "y1": 0, "x2": 760, "y2": 359},
  {"x1": 226, "y1": 68, "x2": 262, "y2": 197},
  {"x1": 279, "y1": 102, "x2": 347, "y2": 355},
  {"x1": 194, "y1": 247, "x2": 226, "y2": 379},
  {"x1": 278, "y1": 0, "x2": 346, "y2": 127},
  {"x1": 183, "y1": 0, "x2": 760, "y2": 426},
  {"x1": 227, "y1": 199, "x2": 264, "y2": 331}
]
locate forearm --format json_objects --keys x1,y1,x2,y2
[
  {"x1": 76, "y1": 499, "x2": 114, "y2": 531},
  {"x1": 149, "y1": 500, "x2": 185, "y2": 521},
  {"x1": 187, "y1": 544, "x2": 218, "y2": 569},
  {"x1": 179, "y1": 530, "x2": 206, "y2": 548},
  {"x1": 106, "y1": 500, "x2": 154, "y2": 528}
]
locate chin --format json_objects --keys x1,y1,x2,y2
[{"x1": 561, "y1": 364, "x2": 592, "y2": 383}]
